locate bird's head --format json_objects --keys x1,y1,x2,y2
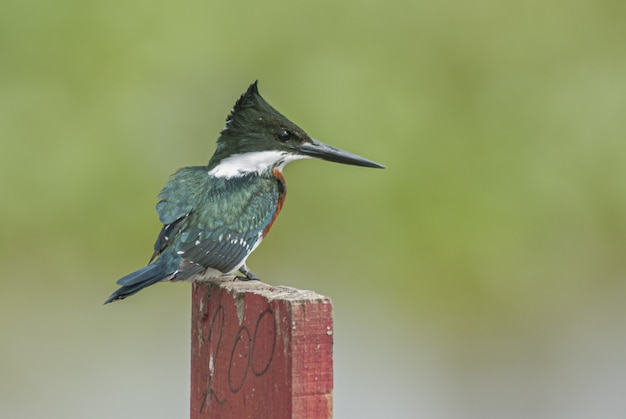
[{"x1": 207, "y1": 81, "x2": 385, "y2": 177}]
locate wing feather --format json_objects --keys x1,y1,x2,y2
[{"x1": 153, "y1": 169, "x2": 282, "y2": 278}]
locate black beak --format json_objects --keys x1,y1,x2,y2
[{"x1": 292, "y1": 138, "x2": 385, "y2": 169}]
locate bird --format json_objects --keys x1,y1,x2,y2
[{"x1": 104, "y1": 81, "x2": 385, "y2": 304}]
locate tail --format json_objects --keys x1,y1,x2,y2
[{"x1": 104, "y1": 263, "x2": 171, "y2": 304}]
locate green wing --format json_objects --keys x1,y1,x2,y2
[{"x1": 154, "y1": 168, "x2": 284, "y2": 277}]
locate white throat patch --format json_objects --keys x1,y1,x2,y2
[{"x1": 208, "y1": 151, "x2": 309, "y2": 178}]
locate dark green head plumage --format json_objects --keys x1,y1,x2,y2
[
  {"x1": 207, "y1": 81, "x2": 385, "y2": 175},
  {"x1": 208, "y1": 81, "x2": 313, "y2": 171}
]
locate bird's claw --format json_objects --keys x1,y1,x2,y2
[{"x1": 237, "y1": 264, "x2": 261, "y2": 281}]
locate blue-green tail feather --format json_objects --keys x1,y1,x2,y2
[{"x1": 104, "y1": 263, "x2": 170, "y2": 304}]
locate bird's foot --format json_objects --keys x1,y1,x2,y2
[{"x1": 236, "y1": 264, "x2": 261, "y2": 281}]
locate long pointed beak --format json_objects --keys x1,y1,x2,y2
[{"x1": 291, "y1": 138, "x2": 385, "y2": 169}]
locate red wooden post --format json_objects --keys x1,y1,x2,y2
[{"x1": 190, "y1": 280, "x2": 333, "y2": 418}]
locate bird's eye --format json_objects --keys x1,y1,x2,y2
[{"x1": 276, "y1": 129, "x2": 291, "y2": 142}]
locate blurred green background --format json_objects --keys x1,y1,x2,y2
[{"x1": 2, "y1": 0, "x2": 625, "y2": 417}]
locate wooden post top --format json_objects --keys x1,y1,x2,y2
[{"x1": 191, "y1": 279, "x2": 334, "y2": 419}]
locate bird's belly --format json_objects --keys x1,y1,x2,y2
[{"x1": 190, "y1": 267, "x2": 236, "y2": 282}]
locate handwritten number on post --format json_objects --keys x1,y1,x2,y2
[{"x1": 201, "y1": 303, "x2": 276, "y2": 410}]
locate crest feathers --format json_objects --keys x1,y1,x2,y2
[{"x1": 227, "y1": 81, "x2": 261, "y2": 124}]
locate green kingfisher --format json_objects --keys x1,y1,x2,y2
[{"x1": 105, "y1": 81, "x2": 384, "y2": 304}]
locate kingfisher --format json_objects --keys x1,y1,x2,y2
[{"x1": 105, "y1": 81, "x2": 384, "y2": 304}]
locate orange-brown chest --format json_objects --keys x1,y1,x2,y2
[{"x1": 261, "y1": 168, "x2": 287, "y2": 237}]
